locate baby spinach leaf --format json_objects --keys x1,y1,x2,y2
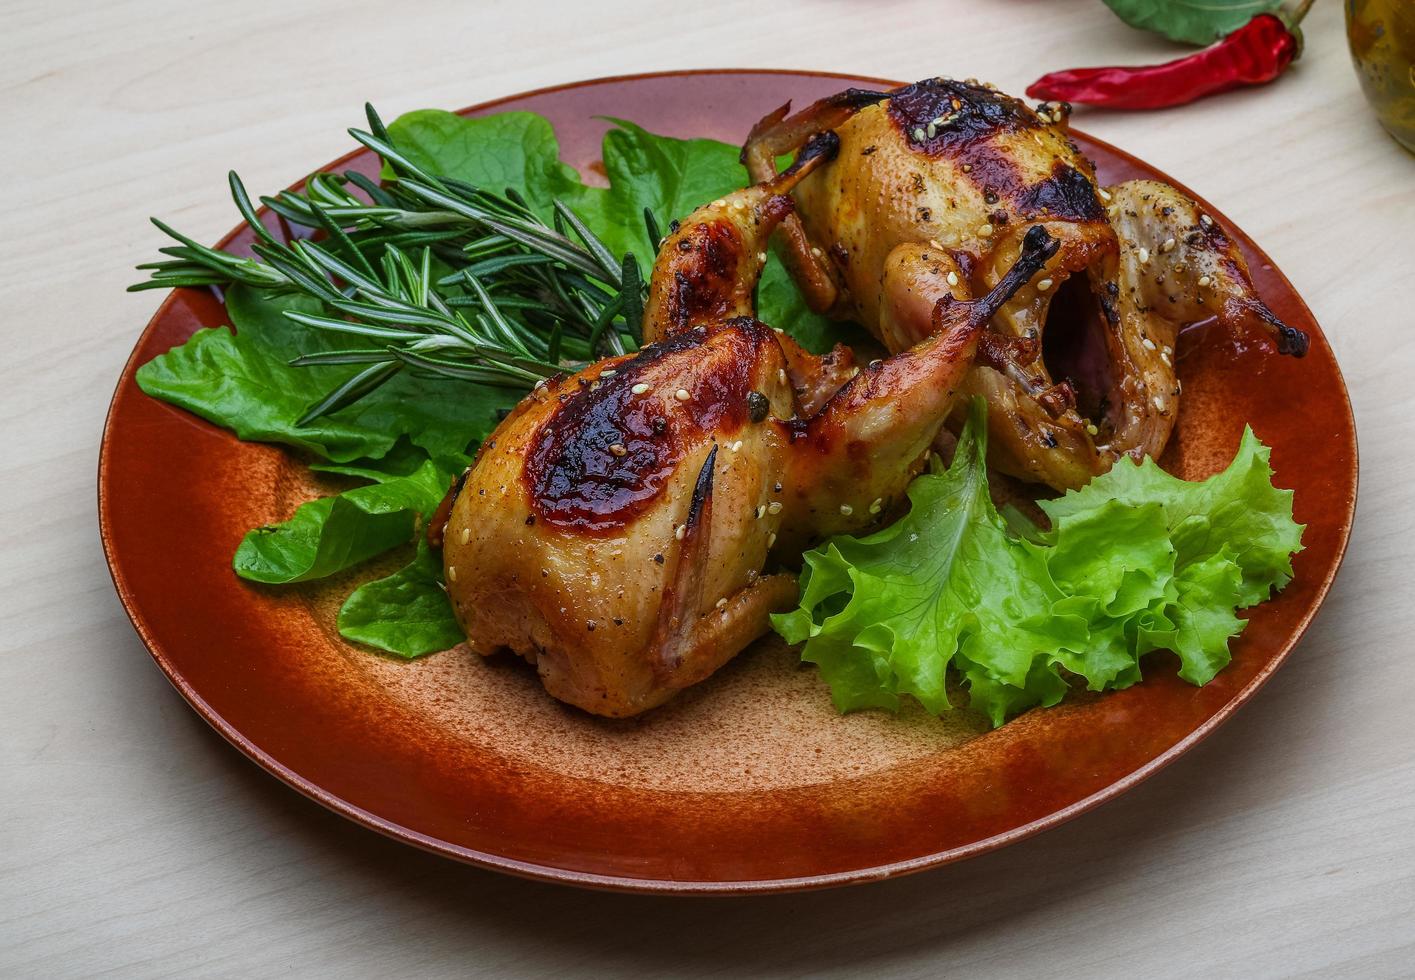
[
  {"x1": 385, "y1": 109, "x2": 587, "y2": 219},
  {"x1": 307, "y1": 439, "x2": 442, "y2": 482},
  {"x1": 594, "y1": 117, "x2": 746, "y2": 265},
  {"x1": 233, "y1": 457, "x2": 460, "y2": 584},
  {"x1": 136, "y1": 285, "x2": 516, "y2": 462},
  {"x1": 594, "y1": 117, "x2": 851, "y2": 353},
  {"x1": 337, "y1": 539, "x2": 464, "y2": 657}
]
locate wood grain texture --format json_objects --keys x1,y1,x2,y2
[{"x1": 2, "y1": 0, "x2": 1412, "y2": 975}]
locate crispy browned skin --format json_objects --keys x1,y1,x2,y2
[
  {"x1": 642, "y1": 133, "x2": 861, "y2": 415},
  {"x1": 743, "y1": 78, "x2": 1307, "y2": 490},
  {"x1": 440, "y1": 140, "x2": 1060, "y2": 717}
]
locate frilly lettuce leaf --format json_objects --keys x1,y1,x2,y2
[
  {"x1": 1041, "y1": 426, "x2": 1304, "y2": 606},
  {"x1": 773, "y1": 400, "x2": 1304, "y2": 726}
]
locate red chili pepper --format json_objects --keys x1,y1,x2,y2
[{"x1": 1026, "y1": 14, "x2": 1301, "y2": 111}]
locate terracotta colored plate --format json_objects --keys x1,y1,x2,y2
[{"x1": 99, "y1": 71, "x2": 1357, "y2": 894}]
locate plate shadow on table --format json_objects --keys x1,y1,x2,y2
[{"x1": 160, "y1": 599, "x2": 1344, "y2": 974}]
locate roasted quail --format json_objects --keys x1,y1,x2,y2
[
  {"x1": 743, "y1": 77, "x2": 1307, "y2": 490},
  {"x1": 438, "y1": 134, "x2": 1060, "y2": 716}
]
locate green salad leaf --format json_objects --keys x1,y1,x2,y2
[
  {"x1": 385, "y1": 110, "x2": 587, "y2": 220},
  {"x1": 307, "y1": 438, "x2": 439, "y2": 482},
  {"x1": 594, "y1": 117, "x2": 856, "y2": 353},
  {"x1": 233, "y1": 456, "x2": 462, "y2": 584},
  {"x1": 383, "y1": 110, "x2": 853, "y2": 353},
  {"x1": 1040, "y1": 428, "x2": 1303, "y2": 606},
  {"x1": 773, "y1": 400, "x2": 1303, "y2": 726},
  {"x1": 337, "y1": 538, "x2": 464, "y2": 657},
  {"x1": 593, "y1": 117, "x2": 746, "y2": 265},
  {"x1": 136, "y1": 285, "x2": 515, "y2": 463}
]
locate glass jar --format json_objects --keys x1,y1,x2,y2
[{"x1": 1346, "y1": 0, "x2": 1415, "y2": 154}]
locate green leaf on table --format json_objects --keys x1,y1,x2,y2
[
  {"x1": 337, "y1": 538, "x2": 464, "y2": 657},
  {"x1": 385, "y1": 109, "x2": 587, "y2": 219},
  {"x1": 233, "y1": 457, "x2": 460, "y2": 584},
  {"x1": 1101, "y1": 0, "x2": 1285, "y2": 46},
  {"x1": 136, "y1": 285, "x2": 516, "y2": 462}
]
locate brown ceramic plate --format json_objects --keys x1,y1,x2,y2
[{"x1": 99, "y1": 70, "x2": 1357, "y2": 894}]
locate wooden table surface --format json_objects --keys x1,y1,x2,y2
[{"x1": 4, "y1": 0, "x2": 1413, "y2": 975}]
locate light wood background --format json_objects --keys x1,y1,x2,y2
[{"x1": 4, "y1": 0, "x2": 1413, "y2": 975}]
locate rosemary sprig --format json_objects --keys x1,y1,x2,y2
[{"x1": 132, "y1": 104, "x2": 653, "y2": 423}]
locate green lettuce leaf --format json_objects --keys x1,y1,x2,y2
[
  {"x1": 1040, "y1": 427, "x2": 1304, "y2": 606},
  {"x1": 337, "y1": 539, "x2": 464, "y2": 657},
  {"x1": 773, "y1": 400, "x2": 1066, "y2": 723},
  {"x1": 233, "y1": 456, "x2": 462, "y2": 584},
  {"x1": 1140, "y1": 549, "x2": 1246, "y2": 685},
  {"x1": 773, "y1": 401, "x2": 1303, "y2": 726}
]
